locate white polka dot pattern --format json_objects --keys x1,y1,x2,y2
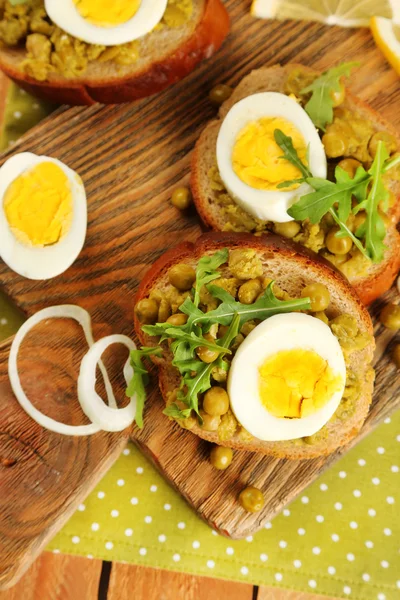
[{"x1": 46, "y1": 421, "x2": 400, "y2": 600}]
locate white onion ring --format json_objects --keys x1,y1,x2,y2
[
  {"x1": 78, "y1": 335, "x2": 136, "y2": 432},
  {"x1": 8, "y1": 305, "x2": 136, "y2": 436}
]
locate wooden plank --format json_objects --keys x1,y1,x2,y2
[
  {"x1": 0, "y1": 553, "x2": 102, "y2": 600},
  {"x1": 108, "y1": 564, "x2": 254, "y2": 600},
  {"x1": 259, "y1": 588, "x2": 341, "y2": 600},
  {"x1": 0, "y1": 0, "x2": 399, "y2": 587},
  {"x1": 0, "y1": 328, "x2": 130, "y2": 590}
]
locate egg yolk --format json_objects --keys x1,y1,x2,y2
[
  {"x1": 73, "y1": 0, "x2": 141, "y2": 27},
  {"x1": 232, "y1": 117, "x2": 308, "y2": 190},
  {"x1": 258, "y1": 349, "x2": 343, "y2": 419},
  {"x1": 4, "y1": 162, "x2": 73, "y2": 247}
]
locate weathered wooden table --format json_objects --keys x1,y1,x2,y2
[{"x1": 0, "y1": 551, "x2": 343, "y2": 600}]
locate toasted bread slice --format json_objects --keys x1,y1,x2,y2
[
  {"x1": 134, "y1": 232, "x2": 375, "y2": 460},
  {"x1": 191, "y1": 64, "x2": 400, "y2": 305},
  {"x1": 0, "y1": 0, "x2": 229, "y2": 106}
]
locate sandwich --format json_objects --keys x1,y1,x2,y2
[
  {"x1": 131, "y1": 232, "x2": 375, "y2": 459},
  {"x1": 0, "y1": 0, "x2": 229, "y2": 105},
  {"x1": 191, "y1": 63, "x2": 400, "y2": 305}
]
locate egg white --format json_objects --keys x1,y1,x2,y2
[
  {"x1": 216, "y1": 92, "x2": 327, "y2": 223},
  {"x1": 227, "y1": 313, "x2": 346, "y2": 442},
  {"x1": 0, "y1": 153, "x2": 87, "y2": 280},
  {"x1": 45, "y1": 0, "x2": 168, "y2": 46}
]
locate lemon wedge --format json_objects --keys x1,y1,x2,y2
[
  {"x1": 252, "y1": 0, "x2": 400, "y2": 27},
  {"x1": 371, "y1": 17, "x2": 400, "y2": 75}
]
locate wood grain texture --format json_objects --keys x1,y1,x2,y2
[
  {"x1": 0, "y1": 321, "x2": 130, "y2": 590},
  {"x1": 0, "y1": 0, "x2": 400, "y2": 588},
  {"x1": 0, "y1": 555, "x2": 343, "y2": 600},
  {"x1": 108, "y1": 563, "x2": 253, "y2": 600},
  {"x1": 0, "y1": 553, "x2": 102, "y2": 600},
  {"x1": 259, "y1": 588, "x2": 341, "y2": 600}
]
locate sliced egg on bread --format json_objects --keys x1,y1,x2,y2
[
  {"x1": 216, "y1": 92, "x2": 327, "y2": 222},
  {"x1": 228, "y1": 313, "x2": 346, "y2": 441},
  {"x1": 45, "y1": 0, "x2": 168, "y2": 46},
  {"x1": 0, "y1": 152, "x2": 87, "y2": 280}
]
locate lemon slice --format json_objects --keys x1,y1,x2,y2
[
  {"x1": 371, "y1": 17, "x2": 400, "y2": 75},
  {"x1": 252, "y1": 0, "x2": 400, "y2": 27}
]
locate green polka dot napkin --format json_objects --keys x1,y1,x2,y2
[
  {"x1": 1, "y1": 83, "x2": 399, "y2": 600},
  {"x1": 0, "y1": 83, "x2": 55, "y2": 151}
]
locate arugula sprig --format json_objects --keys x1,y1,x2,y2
[
  {"x1": 353, "y1": 141, "x2": 390, "y2": 263},
  {"x1": 180, "y1": 282, "x2": 311, "y2": 329},
  {"x1": 288, "y1": 165, "x2": 370, "y2": 223},
  {"x1": 164, "y1": 313, "x2": 241, "y2": 420},
  {"x1": 274, "y1": 129, "x2": 311, "y2": 183},
  {"x1": 300, "y1": 62, "x2": 359, "y2": 130},
  {"x1": 126, "y1": 347, "x2": 162, "y2": 428},
  {"x1": 274, "y1": 129, "x2": 400, "y2": 263},
  {"x1": 143, "y1": 282, "x2": 310, "y2": 352},
  {"x1": 192, "y1": 248, "x2": 229, "y2": 307},
  {"x1": 328, "y1": 205, "x2": 367, "y2": 258},
  {"x1": 143, "y1": 322, "x2": 229, "y2": 354}
]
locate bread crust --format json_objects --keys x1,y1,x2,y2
[
  {"x1": 191, "y1": 63, "x2": 400, "y2": 306},
  {"x1": 357, "y1": 245, "x2": 400, "y2": 305},
  {"x1": 0, "y1": 0, "x2": 229, "y2": 106},
  {"x1": 134, "y1": 232, "x2": 375, "y2": 459}
]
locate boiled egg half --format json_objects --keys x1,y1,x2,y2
[
  {"x1": 228, "y1": 313, "x2": 346, "y2": 441},
  {"x1": 0, "y1": 153, "x2": 87, "y2": 280},
  {"x1": 45, "y1": 0, "x2": 168, "y2": 46},
  {"x1": 216, "y1": 92, "x2": 327, "y2": 223}
]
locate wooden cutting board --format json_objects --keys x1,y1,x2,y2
[{"x1": 1, "y1": 0, "x2": 400, "y2": 590}]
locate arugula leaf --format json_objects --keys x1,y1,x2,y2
[
  {"x1": 193, "y1": 248, "x2": 228, "y2": 307},
  {"x1": 353, "y1": 141, "x2": 389, "y2": 263},
  {"x1": 8, "y1": 0, "x2": 28, "y2": 4},
  {"x1": 182, "y1": 282, "x2": 311, "y2": 329},
  {"x1": 163, "y1": 403, "x2": 192, "y2": 419},
  {"x1": 163, "y1": 360, "x2": 214, "y2": 422},
  {"x1": 300, "y1": 62, "x2": 359, "y2": 130},
  {"x1": 164, "y1": 314, "x2": 241, "y2": 420},
  {"x1": 218, "y1": 311, "x2": 240, "y2": 347},
  {"x1": 275, "y1": 127, "x2": 389, "y2": 261},
  {"x1": 176, "y1": 361, "x2": 214, "y2": 417},
  {"x1": 170, "y1": 328, "x2": 230, "y2": 369},
  {"x1": 328, "y1": 207, "x2": 369, "y2": 258},
  {"x1": 143, "y1": 319, "x2": 208, "y2": 341},
  {"x1": 383, "y1": 153, "x2": 400, "y2": 173},
  {"x1": 334, "y1": 166, "x2": 356, "y2": 222},
  {"x1": 277, "y1": 177, "x2": 307, "y2": 189},
  {"x1": 288, "y1": 167, "x2": 370, "y2": 224},
  {"x1": 142, "y1": 322, "x2": 230, "y2": 371},
  {"x1": 169, "y1": 327, "x2": 229, "y2": 355},
  {"x1": 287, "y1": 180, "x2": 337, "y2": 222},
  {"x1": 305, "y1": 177, "x2": 335, "y2": 191},
  {"x1": 277, "y1": 132, "x2": 398, "y2": 262},
  {"x1": 141, "y1": 321, "x2": 174, "y2": 338},
  {"x1": 126, "y1": 347, "x2": 162, "y2": 428},
  {"x1": 274, "y1": 129, "x2": 312, "y2": 179}
]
